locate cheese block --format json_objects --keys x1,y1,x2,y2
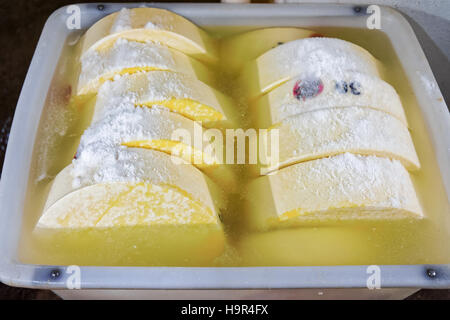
[
  {"x1": 93, "y1": 71, "x2": 237, "y2": 128},
  {"x1": 246, "y1": 153, "x2": 423, "y2": 231},
  {"x1": 254, "y1": 71, "x2": 408, "y2": 127},
  {"x1": 78, "y1": 38, "x2": 215, "y2": 95},
  {"x1": 76, "y1": 106, "x2": 237, "y2": 191},
  {"x1": 35, "y1": 148, "x2": 225, "y2": 266},
  {"x1": 80, "y1": 7, "x2": 218, "y2": 64},
  {"x1": 240, "y1": 38, "x2": 381, "y2": 100},
  {"x1": 42, "y1": 148, "x2": 226, "y2": 219},
  {"x1": 220, "y1": 27, "x2": 315, "y2": 74},
  {"x1": 260, "y1": 107, "x2": 419, "y2": 174}
]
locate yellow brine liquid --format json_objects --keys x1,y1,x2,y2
[{"x1": 18, "y1": 26, "x2": 450, "y2": 267}]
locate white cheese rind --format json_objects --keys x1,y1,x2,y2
[
  {"x1": 93, "y1": 71, "x2": 236, "y2": 127},
  {"x1": 78, "y1": 39, "x2": 214, "y2": 95},
  {"x1": 80, "y1": 7, "x2": 219, "y2": 63},
  {"x1": 246, "y1": 153, "x2": 423, "y2": 231},
  {"x1": 241, "y1": 37, "x2": 381, "y2": 99},
  {"x1": 41, "y1": 148, "x2": 225, "y2": 225},
  {"x1": 255, "y1": 71, "x2": 408, "y2": 127},
  {"x1": 261, "y1": 107, "x2": 419, "y2": 173}
]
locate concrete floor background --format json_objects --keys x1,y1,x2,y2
[{"x1": 0, "y1": 0, "x2": 448, "y2": 300}]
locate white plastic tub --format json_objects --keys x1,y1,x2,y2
[{"x1": 0, "y1": 3, "x2": 449, "y2": 299}]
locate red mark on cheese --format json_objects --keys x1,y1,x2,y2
[{"x1": 293, "y1": 78, "x2": 324, "y2": 101}]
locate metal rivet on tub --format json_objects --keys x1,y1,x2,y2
[
  {"x1": 353, "y1": 6, "x2": 362, "y2": 13},
  {"x1": 426, "y1": 269, "x2": 437, "y2": 278},
  {"x1": 97, "y1": 4, "x2": 105, "y2": 11},
  {"x1": 50, "y1": 269, "x2": 61, "y2": 280}
]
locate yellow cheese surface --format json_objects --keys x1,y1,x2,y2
[
  {"x1": 35, "y1": 182, "x2": 224, "y2": 266},
  {"x1": 38, "y1": 182, "x2": 220, "y2": 228},
  {"x1": 35, "y1": 148, "x2": 226, "y2": 266},
  {"x1": 142, "y1": 98, "x2": 224, "y2": 122}
]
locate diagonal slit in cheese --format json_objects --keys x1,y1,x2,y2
[
  {"x1": 253, "y1": 71, "x2": 409, "y2": 127},
  {"x1": 35, "y1": 179, "x2": 225, "y2": 266},
  {"x1": 260, "y1": 106, "x2": 419, "y2": 174},
  {"x1": 136, "y1": 98, "x2": 224, "y2": 122},
  {"x1": 78, "y1": 38, "x2": 215, "y2": 95},
  {"x1": 93, "y1": 71, "x2": 235, "y2": 127}
]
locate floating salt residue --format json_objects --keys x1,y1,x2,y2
[
  {"x1": 144, "y1": 11, "x2": 175, "y2": 31},
  {"x1": 417, "y1": 71, "x2": 440, "y2": 96},
  {"x1": 110, "y1": 7, "x2": 174, "y2": 33},
  {"x1": 110, "y1": 7, "x2": 132, "y2": 33},
  {"x1": 71, "y1": 104, "x2": 176, "y2": 189},
  {"x1": 144, "y1": 21, "x2": 161, "y2": 30}
]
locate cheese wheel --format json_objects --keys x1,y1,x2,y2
[
  {"x1": 254, "y1": 71, "x2": 408, "y2": 127},
  {"x1": 246, "y1": 153, "x2": 423, "y2": 231},
  {"x1": 220, "y1": 27, "x2": 315, "y2": 74},
  {"x1": 260, "y1": 107, "x2": 419, "y2": 174},
  {"x1": 77, "y1": 106, "x2": 237, "y2": 191},
  {"x1": 241, "y1": 37, "x2": 381, "y2": 100},
  {"x1": 94, "y1": 71, "x2": 237, "y2": 128},
  {"x1": 35, "y1": 148, "x2": 226, "y2": 265},
  {"x1": 80, "y1": 7, "x2": 218, "y2": 64},
  {"x1": 43, "y1": 148, "x2": 225, "y2": 214},
  {"x1": 78, "y1": 39, "x2": 215, "y2": 95}
]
